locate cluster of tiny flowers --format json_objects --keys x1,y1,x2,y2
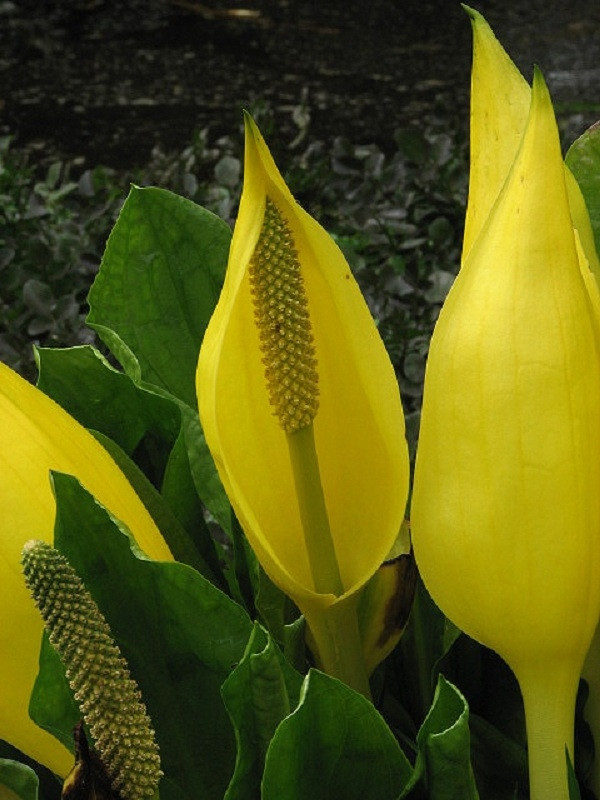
[
  {"x1": 248, "y1": 197, "x2": 320, "y2": 433},
  {"x1": 21, "y1": 541, "x2": 162, "y2": 800}
]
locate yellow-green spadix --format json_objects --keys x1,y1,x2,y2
[
  {"x1": 0, "y1": 361, "x2": 172, "y2": 778},
  {"x1": 196, "y1": 115, "x2": 409, "y2": 691},
  {"x1": 411, "y1": 68, "x2": 600, "y2": 800}
]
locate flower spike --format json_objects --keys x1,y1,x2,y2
[
  {"x1": 249, "y1": 197, "x2": 320, "y2": 432},
  {"x1": 0, "y1": 360, "x2": 171, "y2": 776},
  {"x1": 22, "y1": 540, "x2": 162, "y2": 800}
]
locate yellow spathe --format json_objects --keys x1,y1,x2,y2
[
  {"x1": 0, "y1": 361, "x2": 172, "y2": 777},
  {"x1": 197, "y1": 115, "x2": 409, "y2": 618},
  {"x1": 411, "y1": 69, "x2": 600, "y2": 800}
]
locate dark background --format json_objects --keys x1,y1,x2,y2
[{"x1": 2, "y1": 0, "x2": 600, "y2": 168}]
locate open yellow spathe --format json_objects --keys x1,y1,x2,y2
[
  {"x1": 411, "y1": 69, "x2": 600, "y2": 800},
  {"x1": 197, "y1": 115, "x2": 409, "y2": 688},
  {"x1": 0, "y1": 361, "x2": 172, "y2": 777}
]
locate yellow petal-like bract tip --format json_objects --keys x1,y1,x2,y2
[
  {"x1": 0, "y1": 361, "x2": 172, "y2": 776},
  {"x1": 462, "y1": 6, "x2": 600, "y2": 283},
  {"x1": 461, "y1": 5, "x2": 530, "y2": 262},
  {"x1": 197, "y1": 114, "x2": 409, "y2": 617}
]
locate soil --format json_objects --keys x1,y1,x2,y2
[{"x1": 1, "y1": 0, "x2": 600, "y2": 168}]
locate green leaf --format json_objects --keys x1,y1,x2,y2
[
  {"x1": 36, "y1": 473, "x2": 254, "y2": 800},
  {"x1": 261, "y1": 670, "x2": 412, "y2": 800},
  {"x1": 282, "y1": 616, "x2": 308, "y2": 674},
  {"x1": 399, "y1": 674, "x2": 479, "y2": 799},
  {"x1": 221, "y1": 623, "x2": 303, "y2": 800},
  {"x1": 161, "y1": 425, "x2": 227, "y2": 585},
  {"x1": 255, "y1": 566, "x2": 301, "y2": 646},
  {"x1": 87, "y1": 186, "x2": 230, "y2": 407},
  {"x1": 567, "y1": 748, "x2": 581, "y2": 800},
  {"x1": 36, "y1": 345, "x2": 180, "y2": 483},
  {"x1": 180, "y1": 405, "x2": 233, "y2": 535},
  {"x1": 29, "y1": 634, "x2": 79, "y2": 753},
  {"x1": 0, "y1": 760, "x2": 39, "y2": 800},
  {"x1": 398, "y1": 577, "x2": 459, "y2": 724},
  {"x1": 35, "y1": 344, "x2": 230, "y2": 586},
  {"x1": 90, "y1": 429, "x2": 222, "y2": 584},
  {"x1": 469, "y1": 714, "x2": 527, "y2": 800},
  {"x1": 566, "y1": 123, "x2": 600, "y2": 264},
  {"x1": 227, "y1": 511, "x2": 259, "y2": 615}
]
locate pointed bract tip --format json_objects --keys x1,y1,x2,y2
[
  {"x1": 532, "y1": 64, "x2": 547, "y2": 90},
  {"x1": 531, "y1": 65, "x2": 553, "y2": 110},
  {"x1": 242, "y1": 109, "x2": 260, "y2": 139},
  {"x1": 461, "y1": 4, "x2": 486, "y2": 27}
]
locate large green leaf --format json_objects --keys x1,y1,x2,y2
[
  {"x1": 566, "y1": 122, "x2": 600, "y2": 264},
  {"x1": 35, "y1": 343, "x2": 231, "y2": 573},
  {"x1": 87, "y1": 186, "x2": 230, "y2": 407},
  {"x1": 36, "y1": 345, "x2": 179, "y2": 474},
  {"x1": 261, "y1": 670, "x2": 412, "y2": 800},
  {"x1": 221, "y1": 623, "x2": 303, "y2": 800},
  {"x1": 91, "y1": 429, "x2": 221, "y2": 584},
  {"x1": 0, "y1": 760, "x2": 39, "y2": 800},
  {"x1": 32, "y1": 473, "x2": 253, "y2": 800},
  {"x1": 399, "y1": 674, "x2": 479, "y2": 800}
]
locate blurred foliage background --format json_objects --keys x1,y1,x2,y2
[{"x1": 0, "y1": 112, "x2": 467, "y2": 429}]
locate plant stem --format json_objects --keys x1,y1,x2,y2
[
  {"x1": 304, "y1": 594, "x2": 372, "y2": 700},
  {"x1": 516, "y1": 661, "x2": 579, "y2": 800},
  {"x1": 287, "y1": 425, "x2": 370, "y2": 698},
  {"x1": 287, "y1": 424, "x2": 344, "y2": 596}
]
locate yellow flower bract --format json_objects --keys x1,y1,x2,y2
[
  {"x1": 412, "y1": 14, "x2": 600, "y2": 797},
  {"x1": 197, "y1": 115, "x2": 409, "y2": 617}
]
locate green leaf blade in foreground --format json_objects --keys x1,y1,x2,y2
[
  {"x1": 222, "y1": 623, "x2": 303, "y2": 800},
  {"x1": 33, "y1": 473, "x2": 253, "y2": 800},
  {"x1": 0, "y1": 760, "x2": 39, "y2": 800},
  {"x1": 87, "y1": 186, "x2": 231, "y2": 407},
  {"x1": 400, "y1": 674, "x2": 479, "y2": 800},
  {"x1": 36, "y1": 342, "x2": 233, "y2": 542},
  {"x1": 91, "y1": 429, "x2": 222, "y2": 584},
  {"x1": 36, "y1": 345, "x2": 180, "y2": 481},
  {"x1": 261, "y1": 670, "x2": 412, "y2": 800}
]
